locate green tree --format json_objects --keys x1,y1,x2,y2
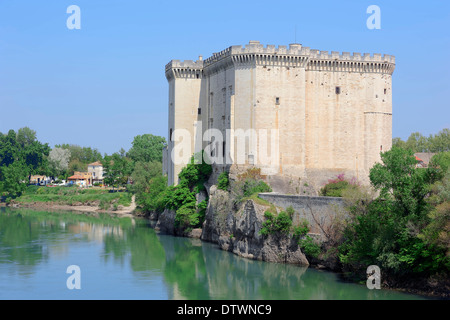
[
  {"x1": 340, "y1": 147, "x2": 449, "y2": 275},
  {"x1": 405, "y1": 132, "x2": 428, "y2": 152},
  {"x1": 102, "y1": 153, "x2": 132, "y2": 191},
  {"x1": 0, "y1": 127, "x2": 50, "y2": 198},
  {"x1": 392, "y1": 128, "x2": 449, "y2": 153},
  {"x1": 127, "y1": 134, "x2": 166, "y2": 163},
  {"x1": 16, "y1": 127, "x2": 37, "y2": 147},
  {"x1": 392, "y1": 137, "x2": 406, "y2": 150},
  {"x1": 130, "y1": 161, "x2": 167, "y2": 212}
]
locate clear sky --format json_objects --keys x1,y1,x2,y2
[{"x1": 0, "y1": 0, "x2": 449, "y2": 155}]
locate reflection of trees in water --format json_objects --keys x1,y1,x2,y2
[
  {"x1": 0, "y1": 208, "x2": 130, "y2": 270},
  {"x1": 158, "y1": 235, "x2": 210, "y2": 300},
  {"x1": 0, "y1": 209, "x2": 423, "y2": 300},
  {"x1": 200, "y1": 244, "x2": 308, "y2": 299},
  {"x1": 0, "y1": 212, "x2": 48, "y2": 272}
]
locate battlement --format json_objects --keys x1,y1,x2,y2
[
  {"x1": 166, "y1": 41, "x2": 395, "y2": 77},
  {"x1": 165, "y1": 59, "x2": 203, "y2": 72},
  {"x1": 308, "y1": 49, "x2": 395, "y2": 63},
  {"x1": 165, "y1": 59, "x2": 204, "y2": 80}
]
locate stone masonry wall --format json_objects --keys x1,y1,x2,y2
[{"x1": 258, "y1": 193, "x2": 345, "y2": 237}]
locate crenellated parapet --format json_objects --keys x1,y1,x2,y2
[
  {"x1": 165, "y1": 59, "x2": 204, "y2": 80},
  {"x1": 165, "y1": 41, "x2": 396, "y2": 78},
  {"x1": 307, "y1": 50, "x2": 395, "y2": 74}
]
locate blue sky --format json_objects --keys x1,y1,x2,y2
[{"x1": 0, "y1": 0, "x2": 449, "y2": 154}]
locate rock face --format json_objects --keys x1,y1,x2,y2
[
  {"x1": 154, "y1": 185, "x2": 309, "y2": 266},
  {"x1": 201, "y1": 186, "x2": 309, "y2": 266},
  {"x1": 155, "y1": 208, "x2": 178, "y2": 235}
]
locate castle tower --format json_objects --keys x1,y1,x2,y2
[
  {"x1": 165, "y1": 58, "x2": 204, "y2": 186},
  {"x1": 164, "y1": 42, "x2": 395, "y2": 190}
]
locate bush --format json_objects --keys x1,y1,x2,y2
[
  {"x1": 230, "y1": 168, "x2": 272, "y2": 203},
  {"x1": 217, "y1": 171, "x2": 229, "y2": 191},
  {"x1": 159, "y1": 151, "x2": 212, "y2": 231},
  {"x1": 299, "y1": 236, "x2": 321, "y2": 258},
  {"x1": 260, "y1": 210, "x2": 292, "y2": 236},
  {"x1": 242, "y1": 180, "x2": 272, "y2": 197},
  {"x1": 293, "y1": 219, "x2": 310, "y2": 239},
  {"x1": 320, "y1": 173, "x2": 358, "y2": 197}
]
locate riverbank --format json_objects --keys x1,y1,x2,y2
[
  {"x1": 9, "y1": 195, "x2": 137, "y2": 218},
  {"x1": 3, "y1": 185, "x2": 136, "y2": 218},
  {"x1": 2, "y1": 190, "x2": 447, "y2": 299},
  {"x1": 151, "y1": 186, "x2": 449, "y2": 300}
]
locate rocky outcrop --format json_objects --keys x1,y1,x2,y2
[
  {"x1": 154, "y1": 208, "x2": 178, "y2": 235},
  {"x1": 201, "y1": 186, "x2": 309, "y2": 266},
  {"x1": 154, "y1": 185, "x2": 309, "y2": 266}
]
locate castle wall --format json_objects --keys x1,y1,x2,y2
[
  {"x1": 167, "y1": 71, "x2": 202, "y2": 185},
  {"x1": 254, "y1": 64, "x2": 307, "y2": 176},
  {"x1": 165, "y1": 42, "x2": 395, "y2": 189}
]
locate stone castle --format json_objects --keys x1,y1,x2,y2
[{"x1": 163, "y1": 41, "x2": 395, "y2": 192}]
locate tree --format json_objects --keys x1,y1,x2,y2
[
  {"x1": 0, "y1": 127, "x2": 50, "y2": 198},
  {"x1": 102, "y1": 153, "x2": 132, "y2": 191},
  {"x1": 130, "y1": 161, "x2": 168, "y2": 213},
  {"x1": 16, "y1": 127, "x2": 37, "y2": 147},
  {"x1": 340, "y1": 147, "x2": 449, "y2": 275},
  {"x1": 0, "y1": 160, "x2": 29, "y2": 199},
  {"x1": 392, "y1": 128, "x2": 450, "y2": 153},
  {"x1": 405, "y1": 132, "x2": 428, "y2": 152},
  {"x1": 127, "y1": 134, "x2": 166, "y2": 163},
  {"x1": 48, "y1": 147, "x2": 71, "y2": 178}
]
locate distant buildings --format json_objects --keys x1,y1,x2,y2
[
  {"x1": 414, "y1": 153, "x2": 436, "y2": 168},
  {"x1": 29, "y1": 175, "x2": 51, "y2": 185},
  {"x1": 67, "y1": 162, "x2": 105, "y2": 187},
  {"x1": 67, "y1": 171, "x2": 93, "y2": 187},
  {"x1": 88, "y1": 161, "x2": 104, "y2": 184}
]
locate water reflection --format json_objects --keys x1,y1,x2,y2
[{"x1": 0, "y1": 208, "x2": 427, "y2": 300}]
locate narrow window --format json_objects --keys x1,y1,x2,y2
[
  {"x1": 275, "y1": 97, "x2": 280, "y2": 105},
  {"x1": 169, "y1": 128, "x2": 173, "y2": 142},
  {"x1": 384, "y1": 88, "x2": 387, "y2": 94},
  {"x1": 198, "y1": 108, "x2": 201, "y2": 115},
  {"x1": 335, "y1": 86, "x2": 341, "y2": 94},
  {"x1": 223, "y1": 141, "x2": 226, "y2": 158}
]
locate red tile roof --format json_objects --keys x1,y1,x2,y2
[{"x1": 88, "y1": 161, "x2": 103, "y2": 166}]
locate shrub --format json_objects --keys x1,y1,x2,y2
[
  {"x1": 217, "y1": 171, "x2": 229, "y2": 191},
  {"x1": 242, "y1": 180, "x2": 272, "y2": 197},
  {"x1": 260, "y1": 210, "x2": 292, "y2": 236},
  {"x1": 293, "y1": 219, "x2": 310, "y2": 239},
  {"x1": 320, "y1": 173, "x2": 358, "y2": 197},
  {"x1": 160, "y1": 151, "x2": 212, "y2": 230},
  {"x1": 299, "y1": 236, "x2": 321, "y2": 258}
]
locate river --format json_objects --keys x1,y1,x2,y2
[{"x1": 0, "y1": 208, "x2": 429, "y2": 300}]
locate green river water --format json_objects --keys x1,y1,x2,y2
[{"x1": 0, "y1": 207, "x2": 430, "y2": 300}]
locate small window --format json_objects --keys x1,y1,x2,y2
[
  {"x1": 223, "y1": 141, "x2": 226, "y2": 158},
  {"x1": 198, "y1": 108, "x2": 201, "y2": 115},
  {"x1": 384, "y1": 88, "x2": 387, "y2": 94},
  {"x1": 335, "y1": 87, "x2": 341, "y2": 94},
  {"x1": 275, "y1": 97, "x2": 280, "y2": 105},
  {"x1": 169, "y1": 128, "x2": 173, "y2": 142}
]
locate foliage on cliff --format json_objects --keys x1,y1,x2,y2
[
  {"x1": 230, "y1": 168, "x2": 272, "y2": 203},
  {"x1": 319, "y1": 173, "x2": 359, "y2": 197},
  {"x1": 160, "y1": 152, "x2": 212, "y2": 230}
]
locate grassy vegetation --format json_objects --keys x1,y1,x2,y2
[
  {"x1": 15, "y1": 185, "x2": 132, "y2": 208},
  {"x1": 242, "y1": 193, "x2": 278, "y2": 215}
]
